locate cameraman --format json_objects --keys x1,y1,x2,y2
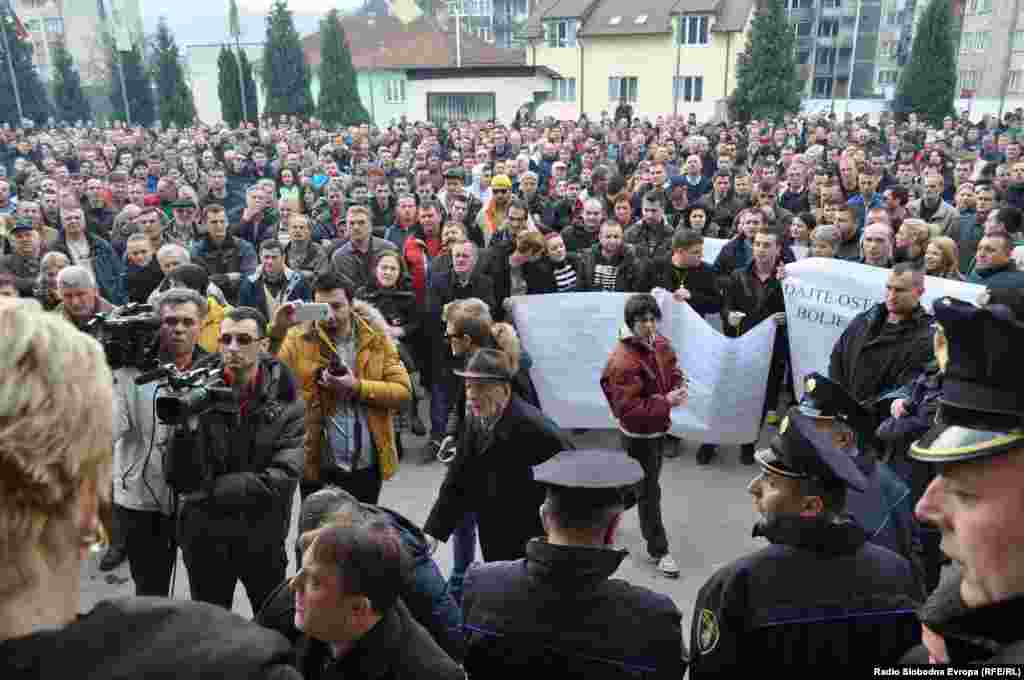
[
  {"x1": 177, "y1": 306, "x2": 304, "y2": 613},
  {"x1": 112, "y1": 287, "x2": 207, "y2": 596}
]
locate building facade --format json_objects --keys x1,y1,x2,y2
[
  {"x1": 525, "y1": 0, "x2": 753, "y2": 122},
  {"x1": 13, "y1": 0, "x2": 142, "y2": 83},
  {"x1": 956, "y1": 0, "x2": 1024, "y2": 116}
]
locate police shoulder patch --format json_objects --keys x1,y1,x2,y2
[{"x1": 697, "y1": 609, "x2": 720, "y2": 655}]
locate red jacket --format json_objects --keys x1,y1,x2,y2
[
  {"x1": 403, "y1": 230, "x2": 442, "y2": 306},
  {"x1": 600, "y1": 329, "x2": 683, "y2": 436}
]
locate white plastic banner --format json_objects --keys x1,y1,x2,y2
[
  {"x1": 509, "y1": 291, "x2": 777, "y2": 444},
  {"x1": 783, "y1": 258, "x2": 985, "y2": 397}
]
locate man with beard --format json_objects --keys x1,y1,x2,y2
[
  {"x1": 580, "y1": 221, "x2": 644, "y2": 293},
  {"x1": 687, "y1": 409, "x2": 921, "y2": 675}
]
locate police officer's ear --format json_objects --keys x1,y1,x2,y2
[
  {"x1": 799, "y1": 494, "x2": 825, "y2": 517},
  {"x1": 832, "y1": 429, "x2": 855, "y2": 451}
]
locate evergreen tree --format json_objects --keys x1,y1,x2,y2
[
  {"x1": 239, "y1": 50, "x2": 259, "y2": 124},
  {"x1": 262, "y1": 0, "x2": 313, "y2": 119},
  {"x1": 317, "y1": 9, "x2": 370, "y2": 127},
  {"x1": 153, "y1": 17, "x2": 196, "y2": 127},
  {"x1": 218, "y1": 45, "x2": 242, "y2": 127},
  {"x1": 0, "y1": 16, "x2": 53, "y2": 125},
  {"x1": 729, "y1": 0, "x2": 802, "y2": 123},
  {"x1": 896, "y1": 0, "x2": 956, "y2": 126},
  {"x1": 109, "y1": 41, "x2": 156, "y2": 127},
  {"x1": 51, "y1": 39, "x2": 91, "y2": 123}
]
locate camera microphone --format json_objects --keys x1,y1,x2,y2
[{"x1": 135, "y1": 365, "x2": 172, "y2": 385}]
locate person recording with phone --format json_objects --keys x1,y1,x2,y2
[
  {"x1": 271, "y1": 272, "x2": 411, "y2": 505},
  {"x1": 112, "y1": 287, "x2": 208, "y2": 596},
  {"x1": 174, "y1": 305, "x2": 305, "y2": 613}
]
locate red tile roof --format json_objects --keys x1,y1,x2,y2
[{"x1": 302, "y1": 15, "x2": 525, "y2": 70}]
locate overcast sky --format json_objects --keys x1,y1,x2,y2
[{"x1": 142, "y1": 0, "x2": 362, "y2": 45}]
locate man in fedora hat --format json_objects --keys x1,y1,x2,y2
[
  {"x1": 688, "y1": 409, "x2": 921, "y2": 675},
  {"x1": 423, "y1": 348, "x2": 572, "y2": 564},
  {"x1": 902, "y1": 296, "x2": 1024, "y2": 663},
  {"x1": 461, "y1": 449, "x2": 688, "y2": 678}
]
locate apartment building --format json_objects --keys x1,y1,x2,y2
[
  {"x1": 957, "y1": 0, "x2": 1024, "y2": 115},
  {"x1": 525, "y1": 0, "x2": 754, "y2": 121}
]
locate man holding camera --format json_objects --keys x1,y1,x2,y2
[
  {"x1": 112, "y1": 287, "x2": 207, "y2": 596},
  {"x1": 175, "y1": 306, "x2": 305, "y2": 612},
  {"x1": 271, "y1": 273, "x2": 411, "y2": 505}
]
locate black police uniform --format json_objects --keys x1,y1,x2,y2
[
  {"x1": 799, "y1": 373, "x2": 919, "y2": 570},
  {"x1": 688, "y1": 410, "x2": 922, "y2": 676},
  {"x1": 900, "y1": 296, "x2": 1024, "y2": 665},
  {"x1": 461, "y1": 450, "x2": 689, "y2": 679}
]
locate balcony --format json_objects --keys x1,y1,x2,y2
[
  {"x1": 820, "y1": 4, "x2": 856, "y2": 19},
  {"x1": 788, "y1": 7, "x2": 814, "y2": 22},
  {"x1": 817, "y1": 31, "x2": 853, "y2": 48}
]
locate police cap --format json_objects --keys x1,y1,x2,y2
[{"x1": 755, "y1": 408, "x2": 868, "y2": 492}]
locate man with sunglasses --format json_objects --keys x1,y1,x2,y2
[
  {"x1": 177, "y1": 305, "x2": 305, "y2": 614},
  {"x1": 111, "y1": 288, "x2": 208, "y2": 596}
]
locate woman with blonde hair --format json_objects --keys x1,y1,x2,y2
[
  {"x1": 923, "y1": 236, "x2": 964, "y2": 280},
  {"x1": 0, "y1": 300, "x2": 299, "y2": 678}
]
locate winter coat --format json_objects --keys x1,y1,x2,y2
[
  {"x1": 600, "y1": 327, "x2": 684, "y2": 437},
  {"x1": 237, "y1": 268, "x2": 312, "y2": 325},
  {"x1": 578, "y1": 244, "x2": 646, "y2": 293},
  {"x1": 907, "y1": 197, "x2": 957, "y2": 236},
  {"x1": 624, "y1": 220, "x2": 675, "y2": 261},
  {"x1": 0, "y1": 598, "x2": 300, "y2": 680},
  {"x1": 829, "y1": 303, "x2": 934, "y2": 416},
  {"x1": 275, "y1": 299, "x2": 411, "y2": 483},
  {"x1": 190, "y1": 235, "x2": 259, "y2": 303},
  {"x1": 52, "y1": 231, "x2": 125, "y2": 305},
  {"x1": 423, "y1": 395, "x2": 572, "y2": 561},
  {"x1": 643, "y1": 256, "x2": 722, "y2": 316}
]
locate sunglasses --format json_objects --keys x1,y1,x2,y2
[
  {"x1": 220, "y1": 333, "x2": 257, "y2": 347},
  {"x1": 492, "y1": 188, "x2": 510, "y2": 194}
]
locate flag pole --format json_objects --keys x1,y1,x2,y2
[{"x1": 1, "y1": 2, "x2": 25, "y2": 123}]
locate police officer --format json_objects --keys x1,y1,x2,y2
[
  {"x1": 798, "y1": 372, "x2": 918, "y2": 572},
  {"x1": 461, "y1": 449, "x2": 688, "y2": 679},
  {"x1": 901, "y1": 296, "x2": 1024, "y2": 664},
  {"x1": 688, "y1": 409, "x2": 922, "y2": 675}
]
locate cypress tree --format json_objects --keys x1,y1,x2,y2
[
  {"x1": 0, "y1": 16, "x2": 53, "y2": 125},
  {"x1": 262, "y1": 0, "x2": 313, "y2": 118},
  {"x1": 729, "y1": 0, "x2": 802, "y2": 122},
  {"x1": 239, "y1": 50, "x2": 259, "y2": 124},
  {"x1": 153, "y1": 17, "x2": 196, "y2": 127},
  {"x1": 317, "y1": 9, "x2": 370, "y2": 127},
  {"x1": 109, "y1": 41, "x2": 155, "y2": 127},
  {"x1": 218, "y1": 45, "x2": 242, "y2": 127},
  {"x1": 51, "y1": 39, "x2": 92, "y2": 123},
  {"x1": 896, "y1": 0, "x2": 956, "y2": 125}
]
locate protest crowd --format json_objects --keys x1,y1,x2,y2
[{"x1": 5, "y1": 103, "x2": 1024, "y2": 676}]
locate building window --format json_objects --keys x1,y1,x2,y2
[
  {"x1": 634, "y1": 14, "x2": 648, "y2": 24},
  {"x1": 24, "y1": 18, "x2": 41, "y2": 32},
  {"x1": 978, "y1": 0, "x2": 992, "y2": 13},
  {"x1": 44, "y1": 17, "x2": 63, "y2": 34},
  {"x1": 677, "y1": 15, "x2": 709, "y2": 46},
  {"x1": 385, "y1": 79, "x2": 405, "y2": 103},
  {"x1": 813, "y1": 76, "x2": 833, "y2": 97},
  {"x1": 817, "y1": 47, "x2": 837, "y2": 64},
  {"x1": 795, "y1": 21, "x2": 812, "y2": 36},
  {"x1": 478, "y1": 25, "x2": 492, "y2": 42},
  {"x1": 978, "y1": 31, "x2": 992, "y2": 50},
  {"x1": 1010, "y1": 70, "x2": 1023, "y2": 92},
  {"x1": 608, "y1": 76, "x2": 638, "y2": 103},
  {"x1": 32, "y1": 40, "x2": 47, "y2": 64},
  {"x1": 1014, "y1": 31, "x2": 1024, "y2": 51},
  {"x1": 544, "y1": 19, "x2": 577, "y2": 48},
  {"x1": 958, "y1": 70, "x2": 979, "y2": 90},
  {"x1": 553, "y1": 77, "x2": 576, "y2": 101},
  {"x1": 787, "y1": 0, "x2": 813, "y2": 8},
  {"x1": 796, "y1": 49, "x2": 811, "y2": 64},
  {"x1": 819, "y1": 20, "x2": 839, "y2": 37},
  {"x1": 961, "y1": 32, "x2": 972, "y2": 53},
  {"x1": 427, "y1": 92, "x2": 496, "y2": 124},
  {"x1": 673, "y1": 76, "x2": 703, "y2": 102},
  {"x1": 821, "y1": 0, "x2": 842, "y2": 8},
  {"x1": 878, "y1": 70, "x2": 898, "y2": 85},
  {"x1": 609, "y1": 15, "x2": 621, "y2": 25}
]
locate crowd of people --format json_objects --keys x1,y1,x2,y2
[{"x1": 3, "y1": 105, "x2": 1024, "y2": 675}]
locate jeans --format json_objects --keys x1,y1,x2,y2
[
  {"x1": 116, "y1": 504, "x2": 176, "y2": 597},
  {"x1": 448, "y1": 512, "x2": 478, "y2": 605},
  {"x1": 622, "y1": 434, "x2": 669, "y2": 558},
  {"x1": 430, "y1": 378, "x2": 453, "y2": 442}
]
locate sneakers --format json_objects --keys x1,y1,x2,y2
[
  {"x1": 740, "y1": 444, "x2": 756, "y2": 465},
  {"x1": 663, "y1": 436, "x2": 681, "y2": 459},
  {"x1": 695, "y1": 444, "x2": 717, "y2": 465},
  {"x1": 765, "y1": 410, "x2": 780, "y2": 425},
  {"x1": 650, "y1": 553, "x2": 681, "y2": 578}
]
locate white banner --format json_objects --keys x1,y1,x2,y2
[
  {"x1": 509, "y1": 291, "x2": 777, "y2": 444},
  {"x1": 783, "y1": 258, "x2": 985, "y2": 398}
]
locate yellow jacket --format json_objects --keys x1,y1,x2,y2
[
  {"x1": 198, "y1": 297, "x2": 229, "y2": 353},
  {"x1": 277, "y1": 299, "x2": 411, "y2": 482}
]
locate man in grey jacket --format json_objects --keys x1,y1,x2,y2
[{"x1": 113, "y1": 287, "x2": 207, "y2": 596}]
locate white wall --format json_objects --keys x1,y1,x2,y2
[{"x1": 406, "y1": 72, "x2": 554, "y2": 123}]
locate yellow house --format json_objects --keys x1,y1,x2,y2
[{"x1": 525, "y1": 0, "x2": 754, "y2": 122}]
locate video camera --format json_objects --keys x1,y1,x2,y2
[
  {"x1": 87, "y1": 303, "x2": 161, "y2": 371},
  {"x1": 134, "y1": 363, "x2": 235, "y2": 425}
]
